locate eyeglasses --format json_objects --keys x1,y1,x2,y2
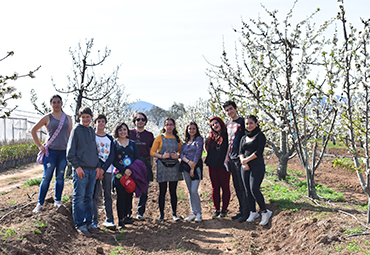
[{"x1": 136, "y1": 118, "x2": 146, "y2": 122}]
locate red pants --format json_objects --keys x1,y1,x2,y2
[{"x1": 208, "y1": 166, "x2": 230, "y2": 211}]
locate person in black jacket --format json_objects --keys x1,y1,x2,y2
[
  {"x1": 239, "y1": 115, "x2": 272, "y2": 226},
  {"x1": 204, "y1": 117, "x2": 230, "y2": 219}
]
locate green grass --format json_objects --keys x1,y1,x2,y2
[
  {"x1": 62, "y1": 196, "x2": 70, "y2": 203},
  {"x1": 23, "y1": 178, "x2": 42, "y2": 188},
  {"x1": 344, "y1": 227, "x2": 366, "y2": 235},
  {"x1": 177, "y1": 186, "x2": 186, "y2": 200}
]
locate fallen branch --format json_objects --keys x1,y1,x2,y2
[
  {"x1": 0, "y1": 202, "x2": 25, "y2": 211},
  {"x1": 338, "y1": 209, "x2": 370, "y2": 231},
  {"x1": 0, "y1": 201, "x2": 37, "y2": 223},
  {"x1": 347, "y1": 232, "x2": 370, "y2": 238}
]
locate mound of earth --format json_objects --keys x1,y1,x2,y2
[{"x1": 0, "y1": 149, "x2": 369, "y2": 254}]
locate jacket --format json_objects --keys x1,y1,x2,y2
[{"x1": 127, "y1": 159, "x2": 148, "y2": 197}]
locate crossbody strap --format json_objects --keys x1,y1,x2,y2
[{"x1": 45, "y1": 113, "x2": 67, "y2": 155}]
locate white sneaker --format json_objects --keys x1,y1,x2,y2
[
  {"x1": 172, "y1": 215, "x2": 181, "y2": 222},
  {"x1": 32, "y1": 203, "x2": 43, "y2": 213},
  {"x1": 246, "y1": 211, "x2": 259, "y2": 222},
  {"x1": 102, "y1": 221, "x2": 116, "y2": 230},
  {"x1": 195, "y1": 213, "x2": 202, "y2": 222},
  {"x1": 54, "y1": 201, "x2": 65, "y2": 208},
  {"x1": 185, "y1": 214, "x2": 196, "y2": 222},
  {"x1": 260, "y1": 209, "x2": 272, "y2": 226}
]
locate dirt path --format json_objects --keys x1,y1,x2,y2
[{"x1": 0, "y1": 163, "x2": 44, "y2": 193}]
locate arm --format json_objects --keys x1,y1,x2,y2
[
  {"x1": 150, "y1": 136, "x2": 169, "y2": 159},
  {"x1": 67, "y1": 115, "x2": 73, "y2": 135},
  {"x1": 66, "y1": 128, "x2": 85, "y2": 178},
  {"x1": 170, "y1": 139, "x2": 182, "y2": 159},
  {"x1": 31, "y1": 115, "x2": 49, "y2": 153}
]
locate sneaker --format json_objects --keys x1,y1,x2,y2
[
  {"x1": 219, "y1": 210, "x2": 228, "y2": 217},
  {"x1": 231, "y1": 212, "x2": 242, "y2": 220},
  {"x1": 185, "y1": 214, "x2": 196, "y2": 222},
  {"x1": 103, "y1": 221, "x2": 116, "y2": 230},
  {"x1": 92, "y1": 222, "x2": 98, "y2": 228},
  {"x1": 32, "y1": 203, "x2": 43, "y2": 213},
  {"x1": 136, "y1": 214, "x2": 145, "y2": 221},
  {"x1": 172, "y1": 214, "x2": 181, "y2": 222},
  {"x1": 195, "y1": 213, "x2": 202, "y2": 222},
  {"x1": 157, "y1": 215, "x2": 164, "y2": 222},
  {"x1": 87, "y1": 223, "x2": 99, "y2": 233},
  {"x1": 238, "y1": 212, "x2": 249, "y2": 222},
  {"x1": 246, "y1": 211, "x2": 260, "y2": 222},
  {"x1": 212, "y1": 210, "x2": 220, "y2": 219},
  {"x1": 123, "y1": 217, "x2": 134, "y2": 224},
  {"x1": 54, "y1": 201, "x2": 65, "y2": 208},
  {"x1": 76, "y1": 225, "x2": 92, "y2": 236},
  {"x1": 260, "y1": 209, "x2": 272, "y2": 226},
  {"x1": 118, "y1": 220, "x2": 125, "y2": 230}
]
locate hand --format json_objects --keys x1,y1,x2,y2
[
  {"x1": 188, "y1": 161, "x2": 196, "y2": 169},
  {"x1": 190, "y1": 168, "x2": 195, "y2": 178},
  {"x1": 241, "y1": 158, "x2": 248, "y2": 165},
  {"x1": 124, "y1": 169, "x2": 132, "y2": 177},
  {"x1": 95, "y1": 168, "x2": 104, "y2": 180},
  {"x1": 76, "y1": 167, "x2": 85, "y2": 179},
  {"x1": 38, "y1": 144, "x2": 46, "y2": 154},
  {"x1": 224, "y1": 157, "x2": 229, "y2": 165},
  {"x1": 162, "y1": 151, "x2": 170, "y2": 159},
  {"x1": 242, "y1": 164, "x2": 250, "y2": 171},
  {"x1": 170, "y1": 152, "x2": 179, "y2": 159}
]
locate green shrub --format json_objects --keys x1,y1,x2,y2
[{"x1": 24, "y1": 178, "x2": 42, "y2": 188}]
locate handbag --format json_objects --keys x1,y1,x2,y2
[{"x1": 37, "y1": 113, "x2": 67, "y2": 164}]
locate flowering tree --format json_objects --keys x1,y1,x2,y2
[
  {"x1": 207, "y1": 1, "x2": 338, "y2": 198},
  {"x1": 53, "y1": 38, "x2": 120, "y2": 123},
  {"x1": 331, "y1": 1, "x2": 370, "y2": 222},
  {"x1": 0, "y1": 51, "x2": 40, "y2": 118}
]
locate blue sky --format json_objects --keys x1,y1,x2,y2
[{"x1": 2, "y1": 0, "x2": 370, "y2": 115}]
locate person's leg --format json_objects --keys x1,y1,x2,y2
[
  {"x1": 114, "y1": 177, "x2": 126, "y2": 221},
  {"x1": 169, "y1": 181, "x2": 178, "y2": 215},
  {"x1": 190, "y1": 168, "x2": 202, "y2": 215},
  {"x1": 208, "y1": 167, "x2": 221, "y2": 211},
  {"x1": 228, "y1": 159, "x2": 248, "y2": 216},
  {"x1": 38, "y1": 149, "x2": 57, "y2": 205},
  {"x1": 84, "y1": 169, "x2": 97, "y2": 226},
  {"x1": 124, "y1": 192, "x2": 133, "y2": 218},
  {"x1": 158, "y1": 182, "x2": 167, "y2": 217},
  {"x1": 219, "y1": 166, "x2": 231, "y2": 211},
  {"x1": 241, "y1": 167, "x2": 256, "y2": 212},
  {"x1": 249, "y1": 165, "x2": 266, "y2": 212},
  {"x1": 183, "y1": 170, "x2": 194, "y2": 214},
  {"x1": 102, "y1": 172, "x2": 114, "y2": 223},
  {"x1": 72, "y1": 169, "x2": 89, "y2": 227},
  {"x1": 92, "y1": 179, "x2": 102, "y2": 224},
  {"x1": 54, "y1": 150, "x2": 67, "y2": 202},
  {"x1": 136, "y1": 191, "x2": 148, "y2": 217}
]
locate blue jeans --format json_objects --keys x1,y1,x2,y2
[
  {"x1": 38, "y1": 149, "x2": 67, "y2": 205},
  {"x1": 72, "y1": 168, "x2": 96, "y2": 227},
  {"x1": 183, "y1": 168, "x2": 202, "y2": 215}
]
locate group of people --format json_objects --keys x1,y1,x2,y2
[{"x1": 30, "y1": 95, "x2": 272, "y2": 237}]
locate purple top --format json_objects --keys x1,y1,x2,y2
[
  {"x1": 129, "y1": 129, "x2": 154, "y2": 158},
  {"x1": 180, "y1": 136, "x2": 204, "y2": 163},
  {"x1": 48, "y1": 114, "x2": 70, "y2": 150}
]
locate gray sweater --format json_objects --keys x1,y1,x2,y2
[{"x1": 67, "y1": 124, "x2": 100, "y2": 170}]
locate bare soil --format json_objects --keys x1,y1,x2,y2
[{"x1": 1, "y1": 148, "x2": 370, "y2": 255}]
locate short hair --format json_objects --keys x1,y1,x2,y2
[
  {"x1": 78, "y1": 107, "x2": 93, "y2": 117},
  {"x1": 94, "y1": 114, "x2": 107, "y2": 123},
  {"x1": 132, "y1": 112, "x2": 148, "y2": 124},
  {"x1": 113, "y1": 122, "x2": 130, "y2": 139},
  {"x1": 223, "y1": 100, "x2": 237, "y2": 110}
]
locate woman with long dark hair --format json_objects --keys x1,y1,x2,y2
[
  {"x1": 204, "y1": 117, "x2": 230, "y2": 218},
  {"x1": 180, "y1": 122, "x2": 204, "y2": 222},
  {"x1": 239, "y1": 115, "x2": 272, "y2": 226},
  {"x1": 150, "y1": 118, "x2": 183, "y2": 222},
  {"x1": 31, "y1": 95, "x2": 73, "y2": 213},
  {"x1": 112, "y1": 122, "x2": 140, "y2": 229}
]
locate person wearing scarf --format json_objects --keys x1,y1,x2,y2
[
  {"x1": 204, "y1": 117, "x2": 230, "y2": 219},
  {"x1": 239, "y1": 115, "x2": 272, "y2": 226}
]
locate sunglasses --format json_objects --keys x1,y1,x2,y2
[{"x1": 136, "y1": 118, "x2": 146, "y2": 122}]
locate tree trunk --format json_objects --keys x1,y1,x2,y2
[
  {"x1": 277, "y1": 156, "x2": 288, "y2": 180},
  {"x1": 306, "y1": 165, "x2": 318, "y2": 199}
]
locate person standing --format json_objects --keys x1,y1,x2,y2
[
  {"x1": 223, "y1": 100, "x2": 249, "y2": 222},
  {"x1": 129, "y1": 112, "x2": 154, "y2": 221},
  {"x1": 239, "y1": 115, "x2": 272, "y2": 226},
  {"x1": 204, "y1": 117, "x2": 230, "y2": 219},
  {"x1": 31, "y1": 95, "x2": 73, "y2": 213},
  {"x1": 67, "y1": 107, "x2": 104, "y2": 236},
  {"x1": 92, "y1": 114, "x2": 116, "y2": 230},
  {"x1": 150, "y1": 118, "x2": 183, "y2": 222},
  {"x1": 112, "y1": 122, "x2": 140, "y2": 229},
  {"x1": 180, "y1": 122, "x2": 204, "y2": 222}
]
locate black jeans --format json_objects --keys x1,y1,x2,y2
[
  {"x1": 158, "y1": 181, "x2": 178, "y2": 215},
  {"x1": 228, "y1": 158, "x2": 248, "y2": 214}
]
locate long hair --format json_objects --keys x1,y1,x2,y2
[
  {"x1": 205, "y1": 117, "x2": 227, "y2": 151},
  {"x1": 113, "y1": 122, "x2": 130, "y2": 139},
  {"x1": 184, "y1": 121, "x2": 201, "y2": 143},
  {"x1": 162, "y1": 118, "x2": 180, "y2": 143}
]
